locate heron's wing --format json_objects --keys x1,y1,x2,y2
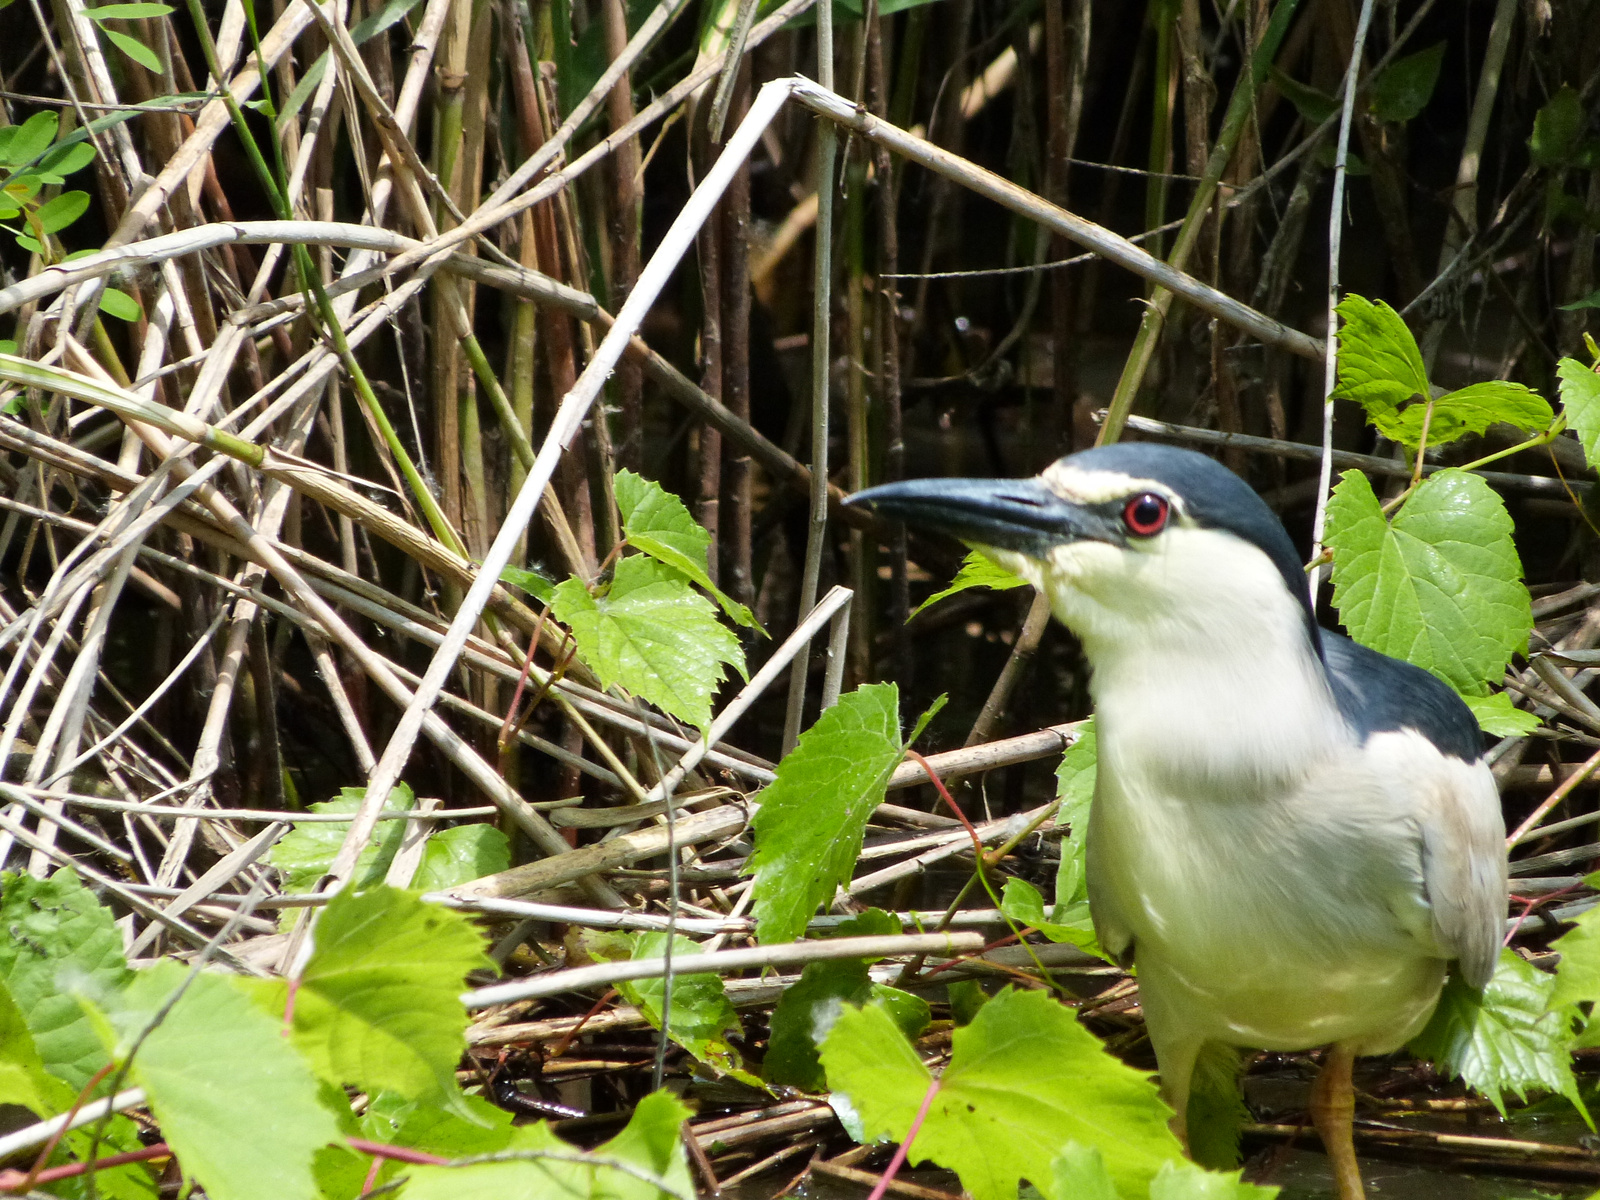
[{"x1": 1412, "y1": 750, "x2": 1507, "y2": 990}]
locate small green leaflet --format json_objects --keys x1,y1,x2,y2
[
  {"x1": 1410, "y1": 950, "x2": 1588, "y2": 1122},
  {"x1": 1561, "y1": 288, "x2": 1600, "y2": 312},
  {"x1": 1370, "y1": 42, "x2": 1444, "y2": 123},
  {"x1": 101, "y1": 27, "x2": 161, "y2": 71},
  {"x1": 746, "y1": 684, "x2": 907, "y2": 945},
  {"x1": 498, "y1": 563, "x2": 556, "y2": 606},
  {"x1": 765, "y1": 957, "x2": 929, "y2": 1092},
  {"x1": 1051, "y1": 1142, "x2": 1277, "y2": 1200},
  {"x1": 0, "y1": 867, "x2": 131, "y2": 1092},
  {"x1": 267, "y1": 886, "x2": 493, "y2": 1110},
  {"x1": 617, "y1": 932, "x2": 759, "y2": 1084},
  {"x1": 85, "y1": 2, "x2": 174, "y2": 16},
  {"x1": 267, "y1": 784, "x2": 416, "y2": 894},
  {"x1": 86, "y1": 961, "x2": 342, "y2": 1200},
  {"x1": 910, "y1": 550, "x2": 1029, "y2": 619},
  {"x1": 1055, "y1": 719, "x2": 1096, "y2": 916},
  {"x1": 34, "y1": 190, "x2": 89, "y2": 235},
  {"x1": 820, "y1": 989, "x2": 1183, "y2": 1200},
  {"x1": 554, "y1": 556, "x2": 745, "y2": 731},
  {"x1": 0, "y1": 112, "x2": 58, "y2": 167},
  {"x1": 614, "y1": 469, "x2": 758, "y2": 628},
  {"x1": 1266, "y1": 67, "x2": 1336, "y2": 125},
  {"x1": 100, "y1": 286, "x2": 142, "y2": 321},
  {"x1": 399, "y1": 1089, "x2": 693, "y2": 1200},
  {"x1": 1530, "y1": 86, "x2": 1586, "y2": 168},
  {"x1": 1558, "y1": 358, "x2": 1600, "y2": 472},
  {"x1": 1325, "y1": 468, "x2": 1531, "y2": 718},
  {"x1": 1332, "y1": 296, "x2": 1551, "y2": 449}
]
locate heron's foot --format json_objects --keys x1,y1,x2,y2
[{"x1": 1310, "y1": 1043, "x2": 1365, "y2": 1200}]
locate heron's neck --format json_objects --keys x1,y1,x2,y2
[{"x1": 1081, "y1": 596, "x2": 1348, "y2": 799}]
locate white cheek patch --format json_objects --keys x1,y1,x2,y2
[{"x1": 1041, "y1": 463, "x2": 1169, "y2": 507}]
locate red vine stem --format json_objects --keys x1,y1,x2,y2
[{"x1": 866, "y1": 1078, "x2": 942, "y2": 1200}]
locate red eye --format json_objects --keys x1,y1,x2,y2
[{"x1": 1122, "y1": 492, "x2": 1169, "y2": 536}]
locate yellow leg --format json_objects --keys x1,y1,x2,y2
[{"x1": 1310, "y1": 1043, "x2": 1365, "y2": 1200}]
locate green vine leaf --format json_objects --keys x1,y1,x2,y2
[
  {"x1": 746, "y1": 683, "x2": 905, "y2": 945},
  {"x1": 0, "y1": 867, "x2": 130, "y2": 1092},
  {"x1": 1325, "y1": 468, "x2": 1531, "y2": 708},
  {"x1": 910, "y1": 550, "x2": 1029, "y2": 618},
  {"x1": 553, "y1": 555, "x2": 745, "y2": 731},
  {"x1": 1410, "y1": 950, "x2": 1588, "y2": 1122},
  {"x1": 1558, "y1": 357, "x2": 1600, "y2": 472},
  {"x1": 268, "y1": 886, "x2": 493, "y2": 1110},
  {"x1": 1370, "y1": 42, "x2": 1444, "y2": 123},
  {"x1": 614, "y1": 469, "x2": 758, "y2": 628},
  {"x1": 616, "y1": 932, "x2": 760, "y2": 1084},
  {"x1": 820, "y1": 989, "x2": 1182, "y2": 1200},
  {"x1": 87, "y1": 961, "x2": 342, "y2": 1200}
]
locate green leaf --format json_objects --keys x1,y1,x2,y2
[
  {"x1": 1370, "y1": 42, "x2": 1444, "y2": 123},
  {"x1": 266, "y1": 784, "x2": 415, "y2": 894},
  {"x1": 1048, "y1": 1144, "x2": 1278, "y2": 1200},
  {"x1": 59, "y1": 1112, "x2": 162, "y2": 1200},
  {"x1": 947, "y1": 979, "x2": 989, "y2": 1026},
  {"x1": 1185, "y1": 1044, "x2": 1248, "y2": 1172},
  {"x1": 412, "y1": 823, "x2": 510, "y2": 891},
  {"x1": 99, "y1": 286, "x2": 142, "y2": 321},
  {"x1": 271, "y1": 886, "x2": 492, "y2": 1107},
  {"x1": 0, "y1": 867, "x2": 130, "y2": 1092},
  {"x1": 84, "y1": 2, "x2": 174, "y2": 16},
  {"x1": 765, "y1": 959, "x2": 928, "y2": 1092},
  {"x1": 0, "y1": 112, "x2": 58, "y2": 167},
  {"x1": 101, "y1": 27, "x2": 161, "y2": 71},
  {"x1": 1410, "y1": 950, "x2": 1587, "y2": 1121},
  {"x1": 15, "y1": 234, "x2": 43, "y2": 255},
  {"x1": 499, "y1": 563, "x2": 556, "y2": 606},
  {"x1": 1325, "y1": 468, "x2": 1531, "y2": 698},
  {"x1": 1332, "y1": 295, "x2": 1432, "y2": 448},
  {"x1": 910, "y1": 550, "x2": 1029, "y2": 619},
  {"x1": 399, "y1": 1090, "x2": 693, "y2": 1200},
  {"x1": 1559, "y1": 357, "x2": 1600, "y2": 472},
  {"x1": 1267, "y1": 67, "x2": 1337, "y2": 125},
  {"x1": 89, "y1": 961, "x2": 342, "y2": 1200},
  {"x1": 1054, "y1": 720, "x2": 1096, "y2": 911},
  {"x1": 0, "y1": 979, "x2": 74, "y2": 1117},
  {"x1": 1148, "y1": 1157, "x2": 1280, "y2": 1200},
  {"x1": 1462, "y1": 692, "x2": 1539, "y2": 737},
  {"x1": 552, "y1": 556, "x2": 746, "y2": 731},
  {"x1": 1531, "y1": 86, "x2": 1585, "y2": 167},
  {"x1": 37, "y1": 141, "x2": 96, "y2": 177},
  {"x1": 34, "y1": 190, "x2": 89, "y2": 235},
  {"x1": 1561, "y1": 287, "x2": 1600, "y2": 312},
  {"x1": 617, "y1": 933, "x2": 756, "y2": 1083},
  {"x1": 747, "y1": 683, "x2": 904, "y2": 944},
  {"x1": 614, "y1": 469, "x2": 757, "y2": 628},
  {"x1": 821, "y1": 989, "x2": 1182, "y2": 1200},
  {"x1": 1550, "y1": 889, "x2": 1600, "y2": 1011},
  {"x1": 1371, "y1": 380, "x2": 1554, "y2": 450},
  {"x1": 999, "y1": 877, "x2": 1099, "y2": 955}
]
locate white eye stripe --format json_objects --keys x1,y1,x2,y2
[{"x1": 1039, "y1": 463, "x2": 1183, "y2": 516}]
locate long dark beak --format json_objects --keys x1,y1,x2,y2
[{"x1": 844, "y1": 476, "x2": 1114, "y2": 556}]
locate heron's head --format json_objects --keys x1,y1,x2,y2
[{"x1": 847, "y1": 444, "x2": 1317, "y2": 662}]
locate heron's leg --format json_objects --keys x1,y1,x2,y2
[
  {"x1": 1137, "y1": 974, "x2": 1202, "y2": 1147},
  {"x1": 1310, "y1": 1042, "x2": 1365, "y2": 1200}
]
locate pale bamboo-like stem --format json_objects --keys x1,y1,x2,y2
[
  {"x1": 341, "y1": 78, "x2": 798, "y2": 905},
  {"x1": 463, "y1": 931, "x2": 985, "y2": 1008}
]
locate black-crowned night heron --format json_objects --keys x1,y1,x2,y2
[{"x1": 847, "y1": 443, "x2": 1507, "y2": 1200}]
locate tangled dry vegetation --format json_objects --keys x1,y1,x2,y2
[{"x1": 4, "y1": 0, "x2": 1600, "y2": 1195}]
